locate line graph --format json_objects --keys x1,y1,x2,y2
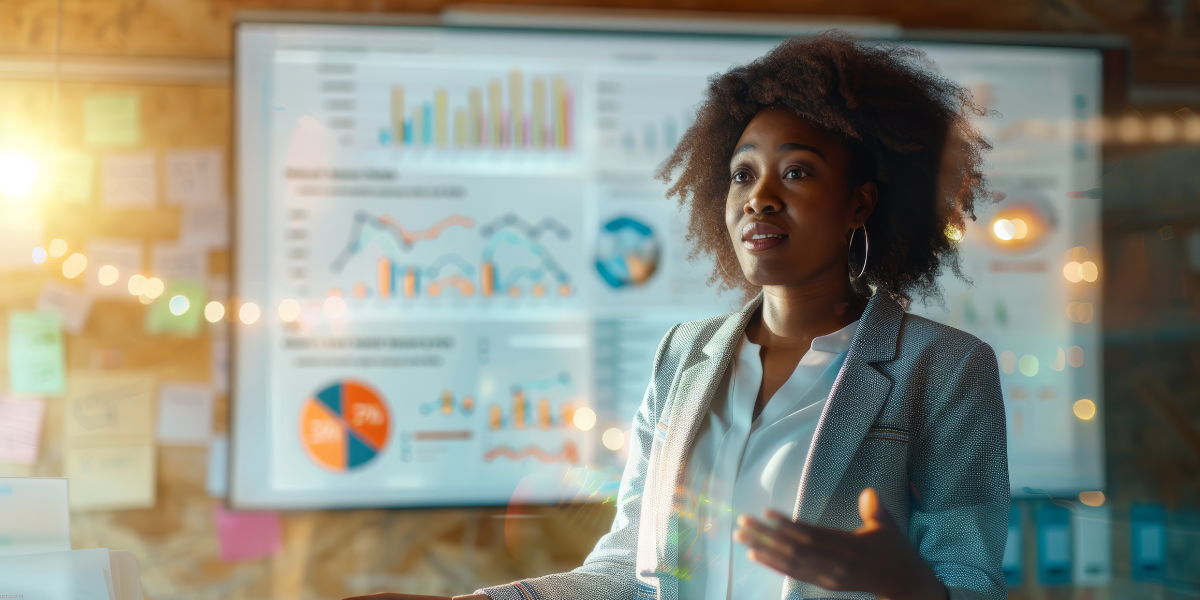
[
  {"x1": 480, "y1": 213, "x2": 571, "y2": 241},
  {"x1": 332, "y1": 212, "x2": 476, "y2": 273},
  {"x1": 484, "y1": 441, "x2": 579, "y2": 464}
]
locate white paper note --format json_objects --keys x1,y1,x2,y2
[
  {"x1": 151, "y1": 243, "x2": 207, "y2": 282},
  {"x1": 102, "y1": 153, "x2": 156, "y2": 208},
  {"x1": 0, "y1": 397, "x2": 47, "y2": 466},
  {"x1": 64, "y1": 372, "x2": 156, "y2": 511},
  {"x1": 165, "y1": 149, "x2": 224, "y2": 205},
  {"x1": 64, "y1": 446, "x2": 155, "y2": 512},
  {"x1": 85, "y1": 239, "x2": 144, "y2": 299},
  {"x1": 180, "y1": 203, "x2": 230, "y2": 250},
  {"x1": 37, "y1": 281, "x2": 95, "y2": 335},
  {"x1": 0, "y1": 477, "x2": 70, "y2": 555},
  {"x1": 156, "y1": 384, "x2": 214, "y2": 446}
]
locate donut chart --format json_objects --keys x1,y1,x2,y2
[{"x1": 300, "y1": 380, "x2": 390, "y2": 472}]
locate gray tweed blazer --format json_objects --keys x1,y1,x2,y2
[{"x1": 482, "y1": 293, "x2": 1009, "y2": 600}]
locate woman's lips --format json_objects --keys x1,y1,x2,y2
[{"x1": 741, "y1": 221, "x2": 789, "y2": 251}]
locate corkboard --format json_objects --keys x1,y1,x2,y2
[{"x1": 0, "y1": 68, "x2": 614, "y2": 599}]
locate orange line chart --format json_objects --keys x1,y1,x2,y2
[
  {"x1": 378, "y1": 214, "x2": 476, "y2": 246},
  {"x1": 483, "y1": 441, "x2": 579, "y2": 464}
]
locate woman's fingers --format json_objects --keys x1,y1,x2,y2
[
  {"x1": 761, "y1": 510, "x2": 854, "y2": 547},
  {"x1": 746, "y1": 546, "x2": 847, "y2": 589}
]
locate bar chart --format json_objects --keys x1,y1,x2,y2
[{"x1": 383, "y1": 69, "x2": 575, "y2": 151}]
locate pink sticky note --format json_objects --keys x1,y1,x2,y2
[
  {"x1": 214, "y1": 505, "x2": 281, "y2": 562},
  {"x1": 0, "y1": 397, "x2": 46, "y2": 465}
]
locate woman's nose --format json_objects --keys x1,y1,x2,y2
[{"x1": 746, "y1": 179, "x2": 784, "y2": 214}]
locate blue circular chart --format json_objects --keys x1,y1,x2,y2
[{"x1": 595, "y1": 216, "x2": 660, "y2": 288}]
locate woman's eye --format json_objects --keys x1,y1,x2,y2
[
  {"x1": 732, "y1": 171, "x2": 749, "y2": 182},
  {"x1": 785, "y1": 168, "x2": 806, "y2": 179}
]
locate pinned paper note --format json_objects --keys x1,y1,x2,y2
[
  {"x1": 214, "y1": 506, "x2": 281, "y2": 562},
  {"x1": 156, "y1": 384, "x2": 214, "y2": 445},
  {"x1": 85, "y1": 238, "x2": 144, "y2": 299},
  {"x1": 102, "y1": 153, "x2": 156, "y2": 208},
  {"x1": 165, "y1": 150, "x2": 224, "y2": 205},
  {"x1": 151, "y1": 243, "x2": 207, "y2": 282},
  {"x1": 0, "y1": 397, "x2": 46, "y2": 465},
  {"x1": 37, "y1": 281, "x2": 95, "y2": 335},
  {"x1": 0, "y1": 477, "x2": 70, "y2": 554},
  {"x1": 180, "y1": 203, "x2": 230, "y2": 250},
  {"x1": 84, "y1": 93, "x2": 140, "y2": 146},
  {"x1": 144, "y1": 280, "x2": 205, "y2": 337},
  {"x1": 64, "y1": 372, "x2": 156, "y2": 511},
  {"x1": 8, "y1": 311, "x2": 66, "y2": 396},
  {"x1": 39, "y1": 151, "x2": 95, "y2": 205}
]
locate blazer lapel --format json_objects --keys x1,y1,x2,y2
[
  {"x1": 795, "y1": 295, "x2": 904, "y2": 524},
  {"x1": 653, "y1": 293, "x2": 762, "y2": 566}
]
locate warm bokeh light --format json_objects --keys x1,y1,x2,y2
[
  {"x1": 31, "y1": 247, "x2": 47, "y2": 264},
  {"x1": 945, "y1": 225, "x2": 963, "y2": 242},
  {"x1": 993, "y1": 219, "x2": 1015, "y2": 241},
  {"x1": 1081, "y1": 261, "x2": 1098, "y2": 282},
  {"x1": 1077, "y1": 303, "x2": 1094, "y2": 323},
  {"x1": 48, "y1": 239, "x2": 68, "y2": 257},
  {"x1": 1079, "y1": 491, "x2": 1106, "y2": 507},
  {"x1": 62, "y1": 253, "x2": 87, "y2": 279},
  {"x1": 142, "y1": 277, "x2": 165, "y2": 299},
  {"x1": 139, "y1": 294, "x2": 154, "y2": 305},
  {"x1": 1050, "y1": 347, "x2": 1066, "y2": 371},
  {"x1": 204, "y1": 301, "x2": 225, "y2": 323},
  {"x1": 168, "y1": 295, "x2": 190, "y2": 316},
  {"x1": 127, "y1": 274, "x2": 147, "y2": 295},
  {"x1": 1067, "y1": 346, "x2": 1085, "y2": 368},
  {"x1": 323, "y1": 295, "x2": 346, "y2": 318},
  {"x1": 602, "y1": 427, "x2": 625, "y2": 451},
  {"x1": 998, "y1": 351, "x2": 1016, "y2": 374},
  {"x1": 0, "y1": 153, "x2": 40, "y2": 199},
  {"x1": 1147, "y1": 115, "x2": 1176, "y2": 143},
  {"x1": 98, "y1": 265, "x2": 119, "y2": 286},
  {"x1": 1073, "y1": 398, "x2": 1097, "y2": 420},
  {"x1": 1116, "y1": 115, "x2": 1144, "y2": 143},
  {"x1": 1010, "y1": 218, "x2": 1028, "y2": 239},
  {"x1": 239, "y1": 302, "x2": 261, "y2": 324},
  {"x1": 1018, "y1": 354, "x2": 1038, "y2": 377},
  {"x1": 278, "y1": 299, "x2": 301, "y2": 322},
  {"x1": 572, "y1": 406, "x2": 597, "y2": 431},
  {"x1": 1063, "y1": 261, "x2": 1083, "y2": 282}
]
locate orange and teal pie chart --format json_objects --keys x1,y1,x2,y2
[{"x1": 300, "y1": 380, "x2": 390, "y2": 472}]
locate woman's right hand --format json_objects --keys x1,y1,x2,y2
[{"x1": 342, "y1": 594, "x2": 489, "y2": 600}]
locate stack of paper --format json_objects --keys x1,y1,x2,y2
[{"x1": 0, "y1": 477, "x2": 144, "y2": 600}]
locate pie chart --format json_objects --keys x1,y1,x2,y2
[{"x1": 300, "y1": 380, "x2": 390, "y2": 472}]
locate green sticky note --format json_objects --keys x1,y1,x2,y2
[
  {"x1": 53, "y1": 151, "x2": 95, "y2": 204},
  {"x1": 8, "y1": 310, "x2": 66, "y2": 396},
  {"x1": 145, "y1": 280, "x2": 206, "y2": 337},
  {"x1": 84, "y1": 94, "x2": 140, "y2": 146}
]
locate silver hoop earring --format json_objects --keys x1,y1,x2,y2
[{"x1": 848, "y1": 226, "x2": 869, "y2": 279}]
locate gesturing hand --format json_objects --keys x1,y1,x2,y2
[
  {"x1": 341, "y1": 594, "x2": 488, "y2": 600},
  {"x1": 733, "y1": 488, "x2": 947, "y2": 600}
]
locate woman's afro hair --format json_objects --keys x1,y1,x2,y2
[{"x1": 657, "y1": 31, "x2": 992, "y2": 306}]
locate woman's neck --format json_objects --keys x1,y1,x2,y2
[{"x1": 747, "y1": 277, "x2": 866, "y2": 351}]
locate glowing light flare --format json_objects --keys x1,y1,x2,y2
[
  {"x1": 1018, "y1": 355, "x2": 1038, "y2": 377},
  {"x1": 1073, "y1": 398, "x2": 1097, "y2": 420},
  {"x1": 204, "y1": 301, "x2": 225, "y2": 323},
  {"x1": 992, "y1": 219, "x2": 1016, "y2": 241},
  {"x1": 142, "y1": 277, "x2": 165, "y2": 299},
  {"x1": 602, "y1": 427, "x2": 625, "y2": 451},
  {"x1": 61, "y1": 253, "x2": 87, "y2": 279},
  {"x1": 31, "y1": 247, "x2": 47, "y2": 264},
  {"x1": 127, "y1": 274, "x2": 147, "y2": 295},
  {"x1": 239, "y1": 302, "x2": 261, "y2": 324},
  {"x1": 1010, "y1": 219, "x2": 1028, "y2": 240},
  {"x1": 945, "y1": 225, "x2": 963, "y2": 242},
  {"x1": 1050, "y1": 347, "x2": 1066, "y2": 371},
  {"x1": 1148, "y1": 115, "x2": 1177, "y2": 143},
  {"x1": 48, "y1": 239, "x2": 68, "y2": 257},
  {"x1": 997, "y1": 351, "x2": 1016, "y2": 374},
  {"x1": 572, "y1": 406, "x2": 596, "y2": 431},
  {"x1": 1080, "y1": 261, "x2": 1098, "y2": 282},
  {"x1": 1116, "y1": 116, "x2": 1144, "y2": 143},
  {"x1": 168, "y1": 295, "x2": 190, "y2": 316},
  {"x1": 1063, "y1": 261, "x2": 1084, "y2": 283},
  {"x1": 278, "y1": 299, "x2": 301, "y2": 322},
  {"x1": 1067, "y1": 346, "x2": 1084, "y2": 368},
  {"x1": 139, "y1": 294, "x2": 154, "y2": 305},
  {"x1": 0, "y1": 153, "x2": 40, "y2": 199},
  {"x1": 97, "y1": 265, "x2": 119, "y2": 286},
  {"x1": 1079, "y1": 491, "x2": 1105, "y2": 507},
  {"x1": 323, "y1": 295, "x2": 346, "y2": 318}
]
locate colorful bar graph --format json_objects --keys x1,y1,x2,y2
[
  {"x1": 403, "y1": 268, "x2": 417, "y2": 298},
  {"x1": 386, "y1": 70, "x2": 573, "y2": 150},
  {"x1": 480, "y1": 261, "x2": 495, "y2": 297},
  {"x1": 378, "y1": 258, "x2": 392, "y2": 299},
  {"x1": 512, "y1": 390, "x2": 526, "y2": 429}
]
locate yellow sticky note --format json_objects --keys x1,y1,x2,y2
[
  {"x1": 49, "y1": 151, "x2": 95, "y2": 204},
  {"x1": 84, "y1": 94, "x2": 140, "y2": 146},
  {"x1": 64, "y1": 446, "x2": 156, "y2": 511}
]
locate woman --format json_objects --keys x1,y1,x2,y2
[{"x1": 353, "y1": 31, "x2": 1008, "y2": 600}]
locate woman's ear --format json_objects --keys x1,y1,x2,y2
[{"x1": 850, "y1": 181, "x2": 879, "y2": 228}]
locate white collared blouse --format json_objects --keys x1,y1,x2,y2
[{"x1": 677, "y1": 320, "x2": 860, "y2": 600}]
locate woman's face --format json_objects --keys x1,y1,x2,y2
[{"x1": 725, "y1": 106, "x2": 876, "y2": 289}]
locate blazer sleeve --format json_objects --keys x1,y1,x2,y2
[
  {"x1": 907, "y1": 341, "x2": 1010, "y2": 600},
  {"x1": 477, "y1": 325, "x2": 679, "y2": 600}
]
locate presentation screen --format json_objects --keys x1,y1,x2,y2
[{"x1": 233, "y1": 23, "x2": 1103, "y2": 508}]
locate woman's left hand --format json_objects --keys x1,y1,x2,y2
[{"x1": 734, "y1": 488, "x2": 947, "y2": 600}]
